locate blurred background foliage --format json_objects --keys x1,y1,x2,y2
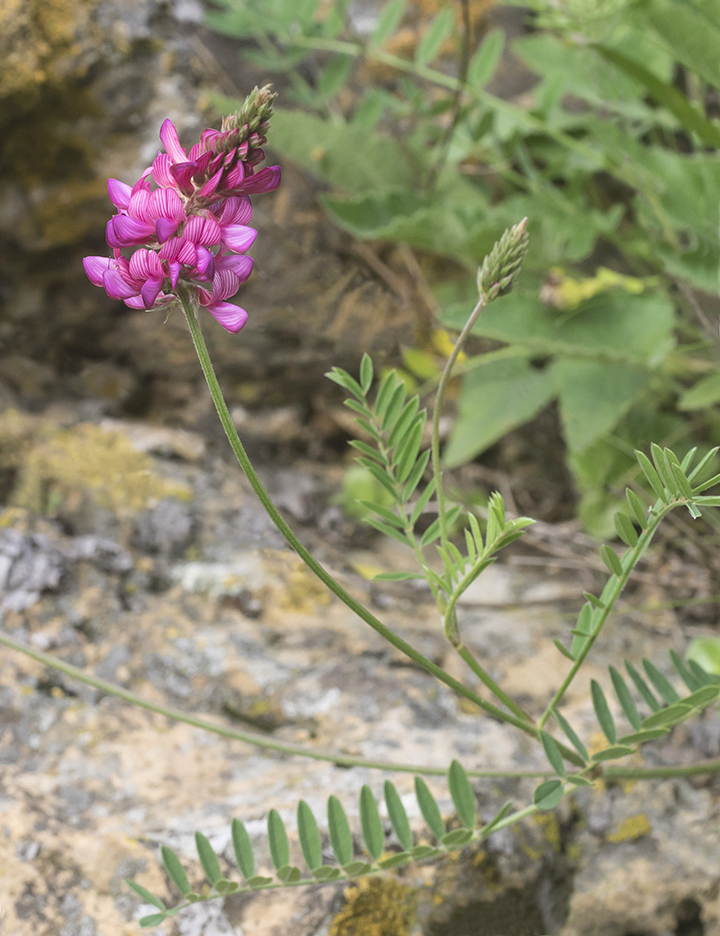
[{"x1": 204, "y1": 0, "x2": 720, "y2": 535}]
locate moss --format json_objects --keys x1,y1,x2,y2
[
  {"x1": 606, "y1": 814, "x2": 651, "y2": 843},
  {"x1": 328, "y1": 877, "x2": 415, "y2": 936},
  {"x1": 4, "y1": 419, "x2": 191, "y2": 516}
]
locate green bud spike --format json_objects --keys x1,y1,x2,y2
[{"x1": 477, "y1": 218, "x2": 529, "y2": 302}]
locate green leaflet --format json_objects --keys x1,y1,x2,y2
[
  {"x1": 414, "y1": 777, "x2": 445, "y2": 840},
  {"x1": 359, "y1": 785, "x2": 385, "y2": 860},
  {"x1": 590, "y1": 679, "x2": 617, "y2": 744},
  {"x1": 161, "y1": 846, "x2": 190, "y2": 896},
  {"x1": 448, "y1": 760, "x2": 476, "y2": 829},
  {"x1": 267, "y1": 810, "x2": 290, "y2": 871},
  {"x1": 384, "y1": 781, "x2": 413, "y2": 850},
  {"x1": 327, "y1": 796, "x2": 354, "y2": 866},
  {"x1": 297, "y1": 801, "x2": 323, "y2": 871},
  {"x1": 195, "y1": 832, "x2": 222, "y2": 886}
]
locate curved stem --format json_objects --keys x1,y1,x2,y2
[
  {"x1": 0, "y1": 630, "x2": 550, "y2": 779},
  {"x1": 179, "y1": 291, "x2": 533, "y2": 735}
]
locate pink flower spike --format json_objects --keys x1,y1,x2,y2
[
  {"x1": 169, "y1": 161, "x2": 197, "y2": 194},
  {"x1": 102, "y1": 268, "x2": 140, "y2": 300},
  {"x1": 107, "y1": 179, "x2": 132, "y2": 210},
  {"x1": 238, "y1": 165, "x2": 281, "y2": 195},
  {"x1": 156, "y1": 217, "x2": 181, "y2": 243},
  {"x1": 221, "y1": 224, "x2": 257, "y2": 253},
  {"x1": 159, "y1": 119, "x2": 188, "y2": 163}
]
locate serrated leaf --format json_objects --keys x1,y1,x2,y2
[
  {"x1": 370, "y1": 0, "x2": 405, "y2": 45},
  {"x1": 402, "y1": 449, "x2": 431, "y2": 502},
  {"x1": 554, "y1": 710, "x2": 589, "y2": 762},
  {"x1": 359, "y1": 354, "x2": 374, "y2": 393},
  {"x1": 617, "y1": 728, "x2": 669, "y2": 744},
  {"x1": 161, "y1": 846, "x2": 190, "y2": 896},
  {"x1": 467, "y1": 28, "x2": 504, "y2": 88},
  {"x1": 625, "y1": 660, "x2": 661, "y2": 711},
  {"x1": 635, "y1": 450, "x2": 666, "y2": 500},
  {"x1": 642, "y1": 703, "x2": 692, "y2": 729},
  {"x1": 614, "y1": 511, "x2": 638, "y2": 548},
  {"x1": 195, "y1": 832, "x2": 222, "y2": 886},
  {"x1": 231, "y1": 818, "x2": 255, "y2": 880},
  {"x1": 297, "y1": 800, "x2": 322, "y2": 871},
  {"x1": 328, "y1": 795, "x2": 354, "y2": 866},
  {"x1": 359, "y1": 785, "x2": 384, "y2": 860},
  {"x1": 591, "y1": 744, "x2": 635, "y2": 762},
  {"x1": 609, "y1": 666, "x2": 641, "y2": 731},
  {"x1": 126, "y1": 880, "x2": 165, "y2": 910},
  {"x1": 268, "y1": 809, "x2": 290, "y2": 871},
  {"x1": 415, "y1": 7, "x2": 455, "y2": 65},
  {"x1": 448, "y1": 760, "x2": 476, "y2": 829},
  {"x1": 415, "y1": 776, "x2": 445, "y2": 839},
  {"x1": 534, "y1": 779, "x2": 564, "y2": 810},
  {"x1": 591, "y1": 679, "x2": 616, "y2": 744},
  {"x1": 625, "y1": 489, "x2": 648, "y2": 528},
  {"x1": 540, "y1": 731, "x2": 567, "y2": 777},
  {"x1": 388, "y1": 396, "x2": 420, "y2": 450},
  {"x1": 642, "y1": 659, "x2": 680, "y2": 704},
  {"x1": 599, "y1": 544, "x2": 623, "y2": 576}
]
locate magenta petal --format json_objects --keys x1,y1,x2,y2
[
  {"x1": 195, "y1": 246, "x2": 214, "y2": 280},
  {"x1": 83, "y1": 256, "x2": 112, "y2": 286},
  {"x1": 218, "y1": 196, "x2": 252, "y2": 225},
  {"x1": 160, "y1": 119, "x2": 188, "y2": 163},
  {"x1": 124, "y1": 295, "x2": 149, "y2": 309},
  {"x1": 141, "y1": 276, "x2": 165, "y2": 308},
  {"x1": 184, "y1": 215, "x2": 222, "y2": 246},
  {"x1": 221, "y1": 224, "x2": 257, "y2": 253},
  {"x1": 129, "y1": 188, "x2": 152, "y2": 221},
  {"x1": 103, "y1": 269, "x2": 140, "y2": 300},
  {"x1": 204, "y1": 301, "x2": 249, "y2": 333},
  {"x1": 239, "y1": 165, "x2": 281, "y2": 194},
  {"x1": 156, "y1": 217, "x2": 180, "y2": 243},
  {"x1": 151, "y1": 153, "x2": 175, "y2": 189},
  {"x1": 129, "y1": 249, "x2": 164, "y2": 279},
  {"x1": 169, "y1": 161, "x2": 197, "y2": 194},
  {"x1": 216, "y1": 254, "x2": 253, "y2": 283},
  {"x1": 150, "y1": 188, "x2": 184, "y2": 221},
  {"x1": 107, "y1": 179, "x2": 132, "y2": 210},
  {"x1": 198, "y1": 168, "x2": 223, "y2": 199},
  {"x1": 107, "y1": 215, "x2": 156, "y2": 247},
  {"x1": 223, "y1": 165, "x2": 244, "y2": 191},
  {"x1": 169, "y1": 261, "x2": 182, "y2": 289},
  {"x1": 209, "y1": 268, "x2": 239, "y2": 301}
]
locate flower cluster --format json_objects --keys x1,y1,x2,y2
[{"x1": 84, "y1": 86, "x2": 281, "y2": 333}]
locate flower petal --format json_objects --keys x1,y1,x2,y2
[
  {"x1": 220, "y1": 224, "x2": 257, "y2": 253},
  {"x1": 103, "y1": 268, "x2": 140, "y2": 300},
  {"x1": 107, "y1": 215, "x2": 155, "y2": 247},
  {"x1": 83, "y1": 256, "x2": 112, "y2": 287},
  {"x1": 107, "y1": 179, "x2": 132, "y2": 210},
  {"x1": 184, "y1": 215, "x2": 222, "y2": 246},
  {"x1": 215, "y1": 254, "x2": 253, "y2": 283},
  {"x1": 237, "y1": 165, "x2": 281, "y2": 194},
  {"x1": 141, "y1": 276, "x2": 165, "y2": 308},
  {"x1": 156, "y1": 217, "x2": 181, "y2": 243},
  {"x1": 159, "y1": 119, "x2": 188, "y2": 163},
  {"x1": 203, "y1": 300, "x2": 249, "y2": 333},
  {"x1": 151, "y1": 152, "x2": 175, "y2": 189}
]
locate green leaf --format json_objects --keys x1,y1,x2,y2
[
  {"x1": 378, "y1": 852, "x2": 412, "y2": 869},
  {"x1": 481, "y1": 800, "x2": 513, "y2": 836},
  {"x1": 448, "y1": 760, "x2": 476, "y2": 829},
  {"x1": 375, "y1": 371, "x2": 398, "y2": 419},
  {"x1": 139, "y1": 913, "x2": 166, "y2": 928},
  {"x1": 373, "y1": 571, "x2": 424, "y2": 581},
  {"x1": 126, "y1": 880, "x2": 165, "y2": 910},
  {"x1": 617, "y1": 728, "x2": 669, "y2": 744},
  {"x1": 614, "y1": 511, "x2": 638, "y2": 548},
  {"x1": 395, "y1": 419, "x2": 426, "y2": 484},
  {"x1": 533, "y1": 779, "x2": 564, "y2": 810},
  {"x1": 679, "y1": 372, "x2": 720, "y2": 410},
  {"x1": 687, "y1": 659, "x2": 720, "y2": 686},
  {"x1": 625, "y1": 661, "x2": 661, "y2": 712},
  {"x1": 313, "y1": 865, "x2": 342, "y2": 881},
  {"x1": 326, "y1": 367, "x2": 365, "y2": 399},
  {"x1": 554, "y1": 639, "x2": 575, "y2": 661},
  {"x1": 646, "y1": 0, "x2": 720, "y2": 89},
  {"x1": 626, "y1": 489, "x2": 648, "y2": 528},
  {"x1": 215, "y1": 878, "x2": 238, "y2": 894},
  {"x1": 414, "y1": 776, "x2": 445, "y2": 839},
  {"x1": 599, "y1": 544, "x2": 623, "y2": 577},
  {"x1": 591, "y1": 679, "x2": 616, "y2": 744},
  {"x1": 360, "y1": 501, "x2": 405, "y2": 528},
  {"x1": 161, "y1": 846, "x2": 190, "y2": 896},
  {"x1": 540, "y1": 731, "x2": 566, "y2": 777},
  {"x1": 247, "y1": 875, "x2": 274, "y2": 887},
  {"x1": 388, "y1": 396, "x2": 420, "y2": 451},
  {"x1": 669, "y1": 649, "x2": 702, "y2": 692},
  {"x1": 328, "y1": 796, "x2": 354, "y2": 866},
  {"x1": 553, "y1": 710, "x2": 589, "y2": 762},
  {"x1": 370, "y1": 0, "x2": 405, "y2": 46},
  {"x1": 268, "y1": 809, "x2": 290, "y2": 871},
  {"x1": 410, "y1": 844, "x2": 442, "y2": 859},
  {"x1": 688, "y1": 447, "x2": 719, "y2": 483},
  {"x1": 349, "y1": 440, "x2": 387, "y2": 463},
  {"x1": 384, "y1": 781, "x2": 413, "y2": 850},
  {"x1": 359, "y1": 785, "x2": 384, "y2": 860},
  {"x1": 230, "y1": 819, "x2": 255, "y2": 879},
  {"x1": 467, "y1": 28, "x2": 504, "y2": 88},
  {"x1": 195, "y1": 832, "x2": 222, "y2": 886},
  {"x1": 651, "y1": 443, "x2": 677, "y2": 495},
  {"x1": 359, "y1": 354, "x2": 374, "y2": 394},
  {"x1": 356, "y1": 459, "x2": 397, "y2": 499},
  {"x1": 344, "y1": 860, "x2": 374, "y2": 876},
  {"x1": 410, "y1": 477, "x2": 437, "y2": 528},
  {"x1": 402, "y1": 449, "x2": 431, "y2": 502},
  {"x1": 591, "y1": 744, "x2": 635, "y2": 762},
  {"x1": 635, "y1": 450, "x2": 667, "y2": 500},
  {"x1": 642, "y1": 660, "x2": 680, "y2": 704},
  {"x1": 441, "y1": 828, "x2": 474, "y2": 847},
  {"x1": 365, "y1": 517, "x2": 410, "y2": 545},
  {"x1": 444, "y1": 356, "x2": 555, "y2": 467},
  {"x1": 593, "y1": 44, "x2": 720, "y2": 147},
  {"x1": 276, "y1": 865, "x2": 302, "y2": 883},
  {"x1": 682, "y1": 685, "x2": 720, "y2": 709},
  {"x1": 318, "y1": 54, "x2": 354, "y2": 98},
  {"x1": 415, "y1": 7, "x2": 455, "y2": 65},
  {"x1": 642, "y1": 703, "x2": 692, "y2": 729},
  {"x1": 382, "y1": 383, "x2": 408, "y2": 433},
  {"x1": 297, "y1": 801, "x2": 323, "y2": 871},
  {"x1": 609, "y1": 666, "x2": 641, "y2": 731}
]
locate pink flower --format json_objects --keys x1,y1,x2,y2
[{"x1": 84, "y1": 90, "x2": 280, "y2": 333}]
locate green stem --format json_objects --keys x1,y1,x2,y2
[
  {"x1": 179, "y1": 291, "x2": 533, "y2": 735},
  {"x1": 454, "y1": 642, "x2": 534, "y2": 725},
  {"x1": 538, "y1": 504, "x2": 673, "y2": 729},
  {"x1": 603, "y1": 758, "x2": 720, "y2": 780},
  {"x1": 0, "y1": 630, "x2": 551, "y2": 779}
]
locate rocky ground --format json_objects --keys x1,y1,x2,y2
[{"x1": 0, "y1": 404, "x2": 719, "y2": 936}]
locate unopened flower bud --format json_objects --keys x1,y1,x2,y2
[{"x1": 477, "y1": 218, "x2": 529, "y2": 302}]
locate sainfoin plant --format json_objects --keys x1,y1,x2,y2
[{"x1": 4, "y1": 86, "x2": 720, "y2": 929}]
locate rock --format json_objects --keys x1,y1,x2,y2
[{"x1": 0, "y1": 528, "x2": 65, "y2": 610}]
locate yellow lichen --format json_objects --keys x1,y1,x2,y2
[
  {"x1": 8, "y1": 421, "x2": 191, "y2": 516},
  {"x1": 328, "y1": 877, "x2": 415, "y2": 936},
  {"x1": 533, "y1": 812, "x2": 561, "y2": 852},
  {"x1": 263, "y1": 550, "x2": 331, "y2": 612},
  {"x1": 606, "y1": 814, "x2": 651, "y2": 843}
]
